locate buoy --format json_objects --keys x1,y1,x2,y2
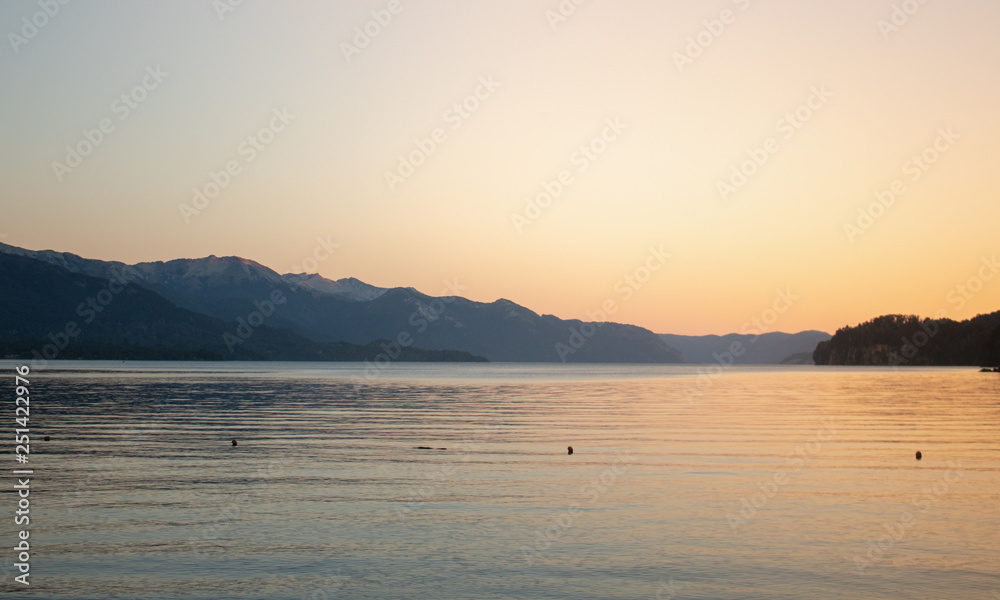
[
  {"x1": 232, "y1": 439, "x2": 238, "y2": 446},
  {"x1": 915, "y1": 450, "x2": 922, "y2": 460},
  {"x1": 43, "y1": 435, "x2": 51, "y2": 441},
  {"x1": 567, "y1": 446, "x2": 574, "y2": 455}
]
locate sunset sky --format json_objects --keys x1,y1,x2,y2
[{"x1": 2, "y1": 0, "x2": 998, "y2": 335}]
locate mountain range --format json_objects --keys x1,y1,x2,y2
[
  {"x1": 660, "y1": 331, "x2": 831, "y2": 365},
  {"x1": 0, "y1": 251, "x2": 486, "y2": 363},
  {"x1": 0, "y1": 242, "x2": 686, "y2": 363},
  {"x1": 1, "y1": 242, "x2": 838, "y2": 364}
]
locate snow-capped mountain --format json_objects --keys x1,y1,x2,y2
[
  {"x1": 0, "y1": 241, "x2": 139, "y2": 282},
  {"x1": 282, "y1": 273, "x2": 387, "y2": 301},
  {"x1": 0, "y1": 242, "x2": 685, "y2": 363},
  {"x1": 0, "y1": 242, "x2": 287, "y2": 294},
  {"x1": 131, "y1": 255, "x2": 287, "y2": 296},
  {"x1": 0, "y1": 251, "x2": 486, "y2": 363}
]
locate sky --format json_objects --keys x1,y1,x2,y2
[{"x1": 1, "y1": 0, "x2": 998, "y2": 335}]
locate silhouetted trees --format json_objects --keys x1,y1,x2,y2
[{"x1": 813, "y1": 312, "x2": 1000, "y2": 366}]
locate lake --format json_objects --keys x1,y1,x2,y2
[{"x1": 2, "y1": 362, "x2": 998, "y2": 599}]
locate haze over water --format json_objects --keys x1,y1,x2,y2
[{"x1": 4, "y1": 362, "x2": 998, "y2": 599}]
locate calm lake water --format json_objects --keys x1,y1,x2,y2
[{"x1": 2, "y1": 362, "x2": 998, "y2": 599}]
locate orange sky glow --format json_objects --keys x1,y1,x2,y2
[{"x1": 2, "y1": 0, "x2": 998, "y2": 335}]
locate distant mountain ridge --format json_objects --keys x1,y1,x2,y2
[
  {"x1": 0, "y1": 242, "x2": 684, "y2": 363},
  {"x1": 0, "y1": 252, "x2": 485, "y2": 363},
  {"x1": 659, "y1": 331, "x2": 831, "y2": 364},
  {"x1": 282, "y1": 273, "x2": 387, "y2": 301}
]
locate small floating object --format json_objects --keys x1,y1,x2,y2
[
  {"x1": 415, "y1": 446, "x2": 433, "y2": 450},
  {"x1": 915, "y1": 450, "x2": 922, "y2": 460},
  {"x1": 231, "y1": 439, "x2": 238, "y2": 446},
  {"x1": 567, "y1": 446, "x2": 574, "y2": 455},
  {"x1": 43, "y1": 435, "x2": 51, "y2": 441}
]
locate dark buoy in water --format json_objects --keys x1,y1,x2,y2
[
  {"x1": 567, "y1": 446, "x2": 574, "y2": 455},
  {"x1": 915, "y1": 450, "x2": 922, "y2": 460},
  {"x1": 232, "y1": 439, "x2": 238, "y2": 446},
  {"x1": 43, "y1": 435, "x2": 51, "y2": 441}
]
